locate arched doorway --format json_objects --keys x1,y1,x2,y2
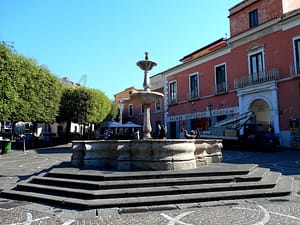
[
  {"x1": 249, "y1": 99, "x2": 270, "y2": 124},
  {"x1": 237, "y1": 82, "x2": 280, "y2": 134}
]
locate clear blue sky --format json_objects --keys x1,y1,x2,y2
[{"x1": 1, "y1": 0, "x2": 241, "y2": 99}]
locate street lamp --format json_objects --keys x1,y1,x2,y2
[
  {"x1": 118, "y1": 98, "x2": 129, "y2": 124},
  {"x1": 206, "y1": 104, "x2": 213, "y2": 128}
]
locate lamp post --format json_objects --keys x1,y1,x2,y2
[
  {"x1": 206, "y1": 104, "x2": 213, "y2": 128},
  {"x1": 119, "y1": 101, "x2": 123, "y2": 124},
  {"x1": 118, "y1": 98, "x2": 129, "y2": 124}
]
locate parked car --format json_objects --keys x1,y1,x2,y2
[
  {"x1": 240, "y1": 123, "x2": 280, "y2": 149},
  {"x1": 15, "y1": 134, "x2": 38, "y2": 149}
]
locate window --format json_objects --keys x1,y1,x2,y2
[
  {"x1": 249, "y1": 9, "x2": 258, "y2": 28},
  {"x1": 249, "y1": 50, "x2": 264, "y2": 82},
  {"x1": 169, "y1": 81, "x2": 177, "y2": 104},
  {"x1": 128, "y1": 104, "x2": 134, "y2": 117},
  {"x1": 294, "y1": 37, "x2": 300, "y2": 74},
  {"x1": 189, "y1": 73, "x2": 199, "y2": 100},
  {"x1": 155, "y1": 98, "x2": 161, "y2": 111},
  {"x1": 215, "y1": 64, "x2": 227, "y2": 93}
]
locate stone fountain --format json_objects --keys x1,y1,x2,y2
[
  {"x1": 71, "y1": 53, "x2": 223, "y2": 171},
  {"x1": 131, "y1": 52, "x2": 164, "y2": 139}
]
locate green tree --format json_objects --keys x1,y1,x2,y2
[
  {"x1": 58, "y1": 86, "x2": 112, "y2": 135},
  {"x1": 0, "y1": 42, "x2": 63, "y2": 126},
  {"x1": 0, "y1": 42, "x2": 18, "y2": 121},
  {"x1": 105, "y1": 101, "x2": 119, "y2": 121},
  {"x1": 87, "y1": 88, "x2": 111, "y2": 123}
]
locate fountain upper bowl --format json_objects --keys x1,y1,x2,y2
[{"x1": 131, "y1": 91, "x2": 164, "y2": 104}]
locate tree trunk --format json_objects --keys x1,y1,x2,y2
[{"x1": 65, "y1": 120, "x2": 72, "y2": 142}]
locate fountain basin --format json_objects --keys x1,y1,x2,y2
[
  {"x1": 131, "y1": 90, "x2": 164, "y2": 104},
  {"x1": 71, "y1": 139, "x2": 223, "y2": 171}
]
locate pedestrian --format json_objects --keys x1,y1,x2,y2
[
  {"x1": 180, "y1": 128, "x2": 185, "y2": 139},
  {"x1": 94, "y1": 127, "x2": 101, "y2": 139}
]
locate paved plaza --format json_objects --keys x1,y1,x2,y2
[{"x1": 1, "y1": 145, "x2": 300, "y2": 225}]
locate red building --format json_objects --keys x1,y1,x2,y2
[
  {"x1": 115, "y1": 75, "x2": 164, "y2": 138},
  {"x1": 116, "y1": 0, "x2": 300, "y2": 147},
  {"x1": 164, "y1": 0, "x2": 300, "y2": 147}
]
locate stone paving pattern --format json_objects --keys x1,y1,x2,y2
[{"x1": 1, "y1": 145, "x2": 300, "y2": 224}]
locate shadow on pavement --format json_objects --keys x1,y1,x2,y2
[
  {"x1": 222, "y1": 148, "x2": 300, "y2": 176},
  {"x1": 34, "y1": 145, "x2": 72, "y2": 154}
]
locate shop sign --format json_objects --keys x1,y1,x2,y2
[{"x1": 166, "y1": 106, "x2": 239, "y2": 122}]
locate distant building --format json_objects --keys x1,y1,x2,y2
[
  {"x1": 114, "y1": 87, "x2": 137, "y2": 104},
  {"x1": 61, "y1": 76, "x2": 80, "y2": 87},
  {"x1": 114, "y1": 76, "x2": 164, "y2": 137}
]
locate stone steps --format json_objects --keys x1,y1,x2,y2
[
  {"x1": 47, "y1": 163, "x2": 256, "y2": 181},
  {"x1": 1, "y1": 163, "x2": 294, "y2": 209},
  {"x1": 15, "y1": 170, "x2": 280, "y2": 199},
  {"x1": 27, "y1": 166, "x2": 269, "y2": 190}
]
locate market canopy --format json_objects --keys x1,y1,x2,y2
[
  {"x1": 123, "y1": 121, "x2": 142, "y2": 128},
  {"x1": 101, "y1": 121, "x2": 142, "y2": 128},
  {"x1": 101, "y1": 121, "x2": 122, "y2": 128}
]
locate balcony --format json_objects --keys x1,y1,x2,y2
[
  {"x1": 234, "y1": 68, "x2": 280, "y2": 89},
  {"x1": 214, "y1": 82, "x2": 228, "y2": 94}
]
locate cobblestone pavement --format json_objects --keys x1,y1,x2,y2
[
  {"x1": 1, "y1": 199, "x2": 300, "y2": 224},
  {"x1": 1, "y1": 145, "x2": 300, "y2": 225},
  {"x1": 223, "y1": 148, "x2": 300, "y2": 176},
  {"x1": 0, "y1": 144, "x2": 72, "y2": 191}
]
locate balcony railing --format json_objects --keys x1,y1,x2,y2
[
  {"x1": 234, "y1": 68, "x2": 280, "y2": 89},
  {"x1": 214, "y1": 82, "x2": 228, "y2": 94}
]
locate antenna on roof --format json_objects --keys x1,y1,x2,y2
[{"x1": 77, "y1": 74, "x2": 87, "y2": 86}]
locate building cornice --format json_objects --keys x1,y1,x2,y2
[
  {"x1": 151, "y1": 5, "x2": 300, "y2": 83},
  {"x1": 281, "y1": 9, "x2": 300, "y2": 31},
  {"x1": 228, "y1": 18, "x2": 280, "y2": 48},
  {"x1": 158, "y1": 47, "x2": 231, "y2": 79},
  {"x1": 229, "y1": 9, "x2": 300, "y2": 48}
]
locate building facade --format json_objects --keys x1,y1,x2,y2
[
  {"x1": 164, "y1": 0, "x2": 300, "y2": 147},
  {"x1": 115, "y1": 75, "x2": 165, "y2": 138},
  {"x1": 117, "y1": 0, "x2": 300, "y2": 147}
]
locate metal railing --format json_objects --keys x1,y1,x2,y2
[{"x1": 234, "y1": 68, "x2": 280, "y2": 89}]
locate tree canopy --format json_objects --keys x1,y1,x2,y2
[
  {"x1": 1, "y1": 41, "x2": 113, "y2": 132},
  {"x1": 58, "y1": 87, "x2": 112, "y2": 125},
  {"x1": 0, "y1": 42, "x2": 63, "y2": 123},
  {"x1": 105, "y1": 101, "x2": 119, "y2": 121}
]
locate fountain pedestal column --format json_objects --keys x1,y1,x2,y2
[
  {"x1": 143, "y1": 103, "x2": 152, "y2": 139},
  {"x1": 131, "y1": 52, "x2": 163, "y2": 139}
]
